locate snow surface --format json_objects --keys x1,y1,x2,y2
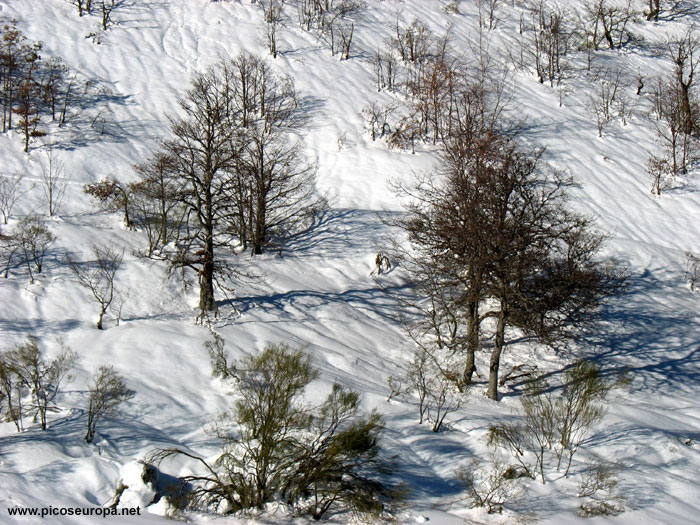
[{"x1": 0, "y1": 0, "x2": 699, "y2": 524}]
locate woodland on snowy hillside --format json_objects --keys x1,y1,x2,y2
[{"x1": 0, "y1": 0, "x2": 699, "y2": 524}]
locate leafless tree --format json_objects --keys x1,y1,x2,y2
[
  {"x1": 666, "y1": 28, "x2": 700, "y2": 136},
  {"x1": 457, "y1": 455, "x2": 526, "y2": 513},
  {"x1": 41, "y1": 148, "x2": 70, "y2": 217},
  {"x1": 361, "y1": 101, "x2": 395, "y2": 141},
  {"x1": 0, "y1": 349, "x2": 28, "y2": 431},
  {"x1": 8, "y1": 337, "x2": 78, "y2": 431},
  {"x1": 648, "y1": 79, "x2": 698, "y2": 192},
  {"x1": 396, "y1": 130, "x2": 623, "y2": 401},
  {"x1": 68, "y1": 243, "x2": 124, "y2": 330},
  {"x1": 1, "y1": 21, "x2": 26, "y2": 133},
  {"x1": 580, "y1": 0, "x2": 636, "y2": 52},
  {"x1": 526, "y1": 2, "x2": 572, "y2": 86},
  {"x1": 99, "y1": 0, "x2": 117, "y2": 30},
  {"x1": 646, "y1": 0, "x2": 660, "y2": 20},
  {"x1": 131, "y1": 153, "x2": 183, "y2": 257},
  {"x1": 372, "y1": 47, "x2": 398, "y2": 91},
  {"x1": 338, "y1": 21, "x2": 354, "y2": 60},
  {"x1": 685, "y1": 251, "x2": 700, "y2": 290},
  {"x1": 67, "y1": 0, "x2": 93, "y2": 16},
  {"x1": 15, "y1": 215, "x2": 56, "y2": 283},
  {"x1": 587, "y1": 66, "x2": 629, "y2": 136},
  {"x1": 262, "y1": 0, "x2": 283, "y2": 58},
  {"x1": 393, "y1": 16, "x2": 431, "y2": 63},
  {"x1": 0, "y1": 173, "x2": 29, "y2": 225},
  {"x1": 138, "y1": 54, "x2": 317, "y2": 314},
  {"x1": 476, "y1": 0, "x2": 501, "y2": 30},
  {"x1": 85, "y1": 364, "x2": 134, "y2": 443},
  {"x1": 388, "y1": 346, "x2": 463, "y2": 431},
  {"x1": 40, "y1": 57, "x2": 69, "y2": 122}
]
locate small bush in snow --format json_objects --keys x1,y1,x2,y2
[
  {"x1": 457, "y1": 454, "x2": 526, "y2": 514},
  {"x1": 489, "y1": 361, "x2": 612, "y2": 483}
]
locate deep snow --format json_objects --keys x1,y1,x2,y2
[{"x1": 0, "y1": 0, "x2": 699, "y2": 523}]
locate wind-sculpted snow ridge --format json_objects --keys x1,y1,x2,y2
[{"x1": 0, "y1": 0, "x2": 699, "y2": 523}]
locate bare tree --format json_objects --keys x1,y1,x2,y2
[
  {"x1": 372, "y1": 47, "x2": 398, "y2": 91},
  {"x1": 15, "y1": 215, "x2": 56, "y2": 283},
  {"x1": 85, "y1": 364, "x2": 134, "y2": 443},
  {"x1": 388, "y1": 346, "x2": 463, "y2": 432},
  {"x1": 40, "y1": 148, "x2": 70, "y2": 217},
  {"x1": 361, "y1": 101, "x2": 395, "y2": 141},
  {"x1": 262, "y1": 0, "x2": 283, "y2": 59},
  {"x1": 9, "y1": 337, "x2": 78, "y2": 431},
  {"x1": 100, "y1": 0, "x2": 117, "y2": 30},
  {"x1": 526, "y1": 2, "x2": 572, "y2": 86},
  {"x1": 666, "y1": 28, "x2": 700, "y2": 136},
  {"x1": 393, "y1": 16, "x2": 431, "y2": 63},
  {"x1": 587, "y1": 67, "x2": 630, "y2": 136},
  {"x1": 648, "y1": 79, "x2": 698, "y2": 192},
  {"x1": 1, "y1": 21, "x2": 26, "y2": 133},
  {"x1": 148, "y1": 60, "x2": 244, "y2": 313},
  {"x1": 396, "y1": 131, "x2": 622, "y2": 401},
  {"x1": 0, "y1": 173, "x2": 29, "y2": 225},
  {"x1": 685, "y1": 251, "x2": 700, "y2": 291},
  {"x1": 476, "y1": 0, "x2": 501, "y2": 30},
  {"x1": 646, "y1": 0, "x2": 661, "y2": 20},
  {"x1": 580, "y1": 0, "x2": 636, "y2": 52},
  {"x1": 68, "y1": 243, "x2": 124, "y2": 330},
  {"x1": 0, "y1": 349, "x2": 27, "y2": 431},
  {"x1": 131, "y1": 153, "x2": 183, "y2": 257},
  {"x1": 40, "y1": 57, "x2": 69, "y2": 122},
  {"x1": 67, "y1": 0, "x2": 92, "y2": 16},
  {"x1": 140, "y1": 52, "x2": 317, "y2": 318},
  {"x1": 457, "y1": 455, "x2": 526, "y2": 514}
]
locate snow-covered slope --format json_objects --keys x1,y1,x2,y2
[{"x1": 0, "y1": 0, "x2": 699, "y2": 523}]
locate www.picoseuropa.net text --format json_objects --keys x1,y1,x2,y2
[{"x1": 7, "y1": 506, "x2": 141, "y2": 519}]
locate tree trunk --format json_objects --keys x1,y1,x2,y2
[
  {"x1": 680, "y1": 81, "x2": 694, "y2": 135},
  {"x1": 461, "y1": 299, "x2": 479, "y2": 387},
  {"x1": 97, "y1": 306, "x2": 106, "y2": 329},
  {"x1": 487, "y1": 302, "x2": 507, "y2": 400}
]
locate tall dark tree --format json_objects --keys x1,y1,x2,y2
[
  {"x1": 397, "y1": 133, "x2": 623, "y2": 401},
  {"x1": 139, "y1": 53, "x2": 317, "y2": 314},
  {"x1": 162, "y1": 62, "x2": 243, "y2": 313}
]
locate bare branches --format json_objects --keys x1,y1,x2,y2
[
  {"x1": 85, "y1": 364, "x2": 134, "y2": 443},
  {"x1": 68, "y1": 243, "x2": 124, "y2": 330},
  {"x1": 685, "y1": 251, "x2": 700, "y2": 291},
  {"x1": 0, "y1": 337, "x2": 78, "y2": 431},
  {"x1": 41, "y1": 148, "x2": 70, "y2": 217},
  {"x1": 0, "y1": 173, "x2": 30, "y2": 225}
]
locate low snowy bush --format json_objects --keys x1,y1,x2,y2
[{"x1": 151, "y1": 339, "x2": 398, "y2": 520}]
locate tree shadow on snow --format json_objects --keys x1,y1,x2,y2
[
  {"x1": 574, "y1": 269, "x2": 700, "y2": 395},
  {"x1": 279, "y1": 208, "x2": 399, "y2": 259}
]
